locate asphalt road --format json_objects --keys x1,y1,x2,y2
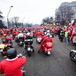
[{"x1": 0, "y1": 36, "x2": 76, "y2": 76}]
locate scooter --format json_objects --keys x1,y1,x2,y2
[
  {"x1": 24, "y1": 39, "x2": 34, "y2": 57},
  {"x1": 70, "y1": 49, "x2": 76, "y2": 62},
  {"x1": 42, "y1": 41, "x2": 53, "y2": 56}
]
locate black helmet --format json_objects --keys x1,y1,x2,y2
[{"x1": 7, "y1": 48, "x2": 17, "y2": 59}]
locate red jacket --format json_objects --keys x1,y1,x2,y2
[{"x1": 0, "y1": 57, "x2": 26, "y2": 76}]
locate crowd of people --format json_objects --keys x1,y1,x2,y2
[
  {"x1": 58, "y1": 23, "x2": 76, "y2": 50},
  {"x1": 0, "y1": 23, "x2": 76, "y2": 76}
]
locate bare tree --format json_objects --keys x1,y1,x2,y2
[
  {"x1": 55, "y1": 2, "x2": 75, "y2": 25},
  {"x1": 12, "y1": 17, "x2": 19, "y2": 27}
]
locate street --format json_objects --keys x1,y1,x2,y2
[{"x1": 0, "y1": 36, "x2": 76, "y2": 76}]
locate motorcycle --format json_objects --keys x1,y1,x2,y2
[
  {"x1": 42, "y1": 41, "x2": 53, "y2": 56},
  {"x1": 70, "y1": 49, "x2": 76, "y2": 62},
  {"x1": 0, "y1": 44, "x2": 10, "y2": 56},
  {"x1": 17, "y1": 37, "x2": 24, "y2": 47},
  {"x1": 36, "y1": 36, "x2": 42, "y2": 44},
  {"x1": 5, "y1": 37, "x2": 13, "y2": 47},
  {"x1": 24, "y1": 39, "x2": 34, "y2": 57}
]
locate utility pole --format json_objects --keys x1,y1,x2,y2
[{"x1": 7, "y1": 6, "x2": 13, "y2": 28}]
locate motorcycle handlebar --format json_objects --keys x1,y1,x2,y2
[{"x1": 17, "y1": 53, "x2": 26, "y2": 58}]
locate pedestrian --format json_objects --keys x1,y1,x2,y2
[
  {"x1": 59, "y1": 30, "x2": 64, "y2": 42},
  {"x1": 64, "y1": 30, "x2": 69, "y2": 45},
  {"x1": 57, "y1": 28, "x2": 62, "y2": 40}
]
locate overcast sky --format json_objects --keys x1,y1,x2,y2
[{"x1": 0, "y1": 0, "x2": 75, "y2": 24}]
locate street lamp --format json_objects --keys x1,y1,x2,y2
[{"x1": 7, "y1": 6, "x2": 13, "y2": 28}]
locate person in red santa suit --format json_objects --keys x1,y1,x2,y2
[
  {"x1": 36, "y1": 30, "x2": 43, "y2": 37},
  {"x1": 38, "y1": 36, "x2": 52, "y2": 53},
  {"x1": 0, "y1": 48, "x2": 26, "y2": 76}
]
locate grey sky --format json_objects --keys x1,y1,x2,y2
[{"x1": 0, "y1": 0, "x2": 75, "y2": 24}]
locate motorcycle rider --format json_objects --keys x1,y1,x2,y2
[
  {"x1": 17, "y1": 32, "x2": 24, "y2": 42},
  {"x1": 24, "y1": 31, "x2": 34, "y2": 56},
  {"x1": 45, "y1": 29, "x2": 52, "y2": 37},
  {"x1": 0, "y1": 48, "x2": 26, "y2": 76},
  {"x1": 38, "y1": 36, "x2": 52, "y2": 53},
  {"x1": 24, "y1": 31, "x2": 33, "y2": 46},
  {"x1": 5, "y1": 35, "x2": 13, "y2": 43},
  {"x1": 36, "y1": 30, "x2": 43, "y2": 37}
]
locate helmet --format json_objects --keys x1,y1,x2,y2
[{"x1": 7, "y1": 48, "x2": 17, "y2": 59}]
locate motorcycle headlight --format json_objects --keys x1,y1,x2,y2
[{"x1": 28, "y1": 47, "x2": 31, "y2": 51}]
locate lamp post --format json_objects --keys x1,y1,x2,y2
[{"x1": 7, "y1": 6, "x2": 13, "y2": 28}]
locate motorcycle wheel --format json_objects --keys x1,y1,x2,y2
[
  {"x1": 70, "y1": 52, "x2": 76, "y2": 62},
  {"x1": 27, "y1": 51, "x2": 31, "y2": 57}
]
